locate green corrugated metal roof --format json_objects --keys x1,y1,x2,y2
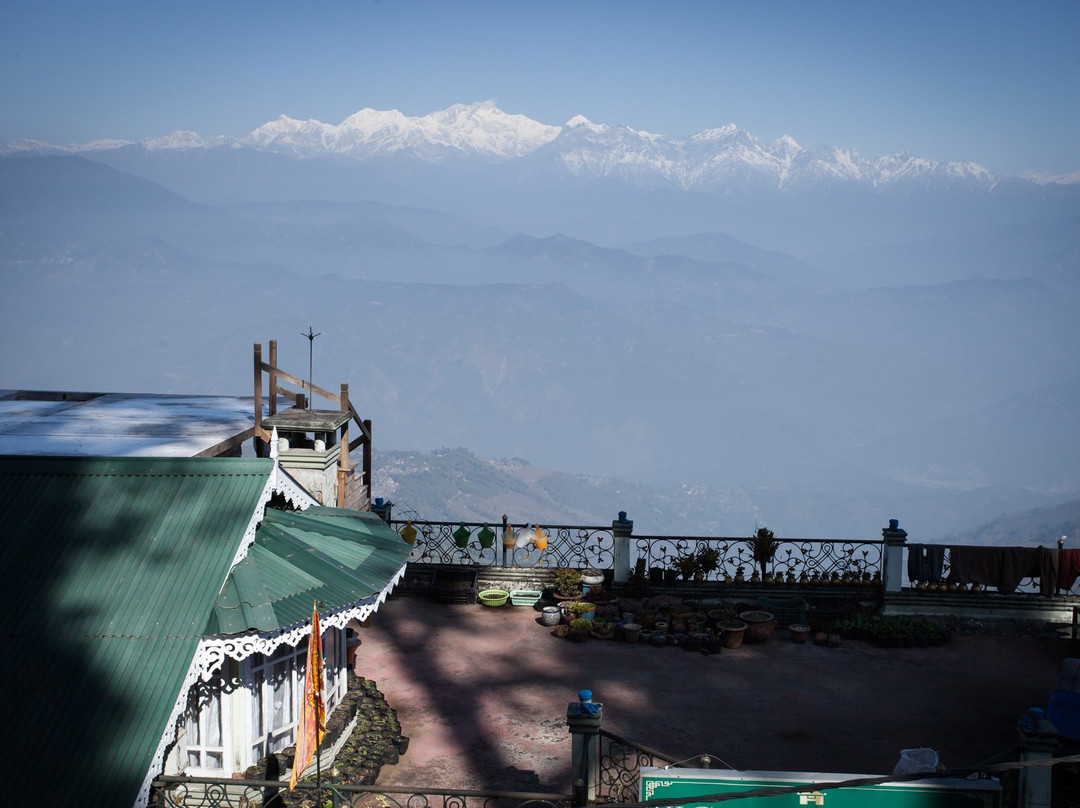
[
  {"x1": 209, "y1": 506, "x2": 411, "y2": 635},
  {"x1": 0, "y1": 455, "x2": 273, "y2": 808}
]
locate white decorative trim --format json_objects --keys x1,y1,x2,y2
[
  {"x1": 643, "y1": 780, "x2": 675, "y2": 800},
  {"x1": 193, "y1": 560, "x2": 406, "y2": 680},
  {"x1": 141, "y1": 561, "x2": 407, "y2": 808},
  {"x1": 226, "y1": 431, "x2": 317, "y2": 571},
  {"x1": 136, "y1": 647, "x2": 215, "y2": 808},
  {"x1": 136, "y1": 448, "x2": 342, "y2": 808},
  {"x1": 268, "y1": 426, "x2": 318, "y2": 511}
]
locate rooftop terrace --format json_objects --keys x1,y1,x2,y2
[{"x1": 355, "y1": 594, "x2": 1073, "y2": 795}]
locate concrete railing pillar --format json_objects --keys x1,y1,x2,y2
[
  {"x1": 567, "y1": 689, "x2": 603, "y2": 806},
  {"x1": 881, "y1": 518, "x2": 908, "y2": 594},
  {"x1": 612, "y1": 512, "x2": 633, "y2": 585},
  {"x1": 1018, "y1": 710, "x2": 1058, "y2": 808}
]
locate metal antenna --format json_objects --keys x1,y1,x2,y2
[{"x1": 302, "y1": 327, "x2": 321, "y2": 410}]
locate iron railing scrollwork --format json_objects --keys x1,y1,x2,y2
[
  {"x1": 151, "y1": 776, "x2": 570, "y2": 808},
  {"x1": 630, "y1": 535, "x2": 883, "y2": 585},
  {"x1": 596, "y1": 730, "x2": 680, "y2": 804},
  {"x1": 384, "y1": 516, "x2": 1074, "y2": 598},
  {"x1": 390, "y1": 520, "x2": 614, "y2": 571}
]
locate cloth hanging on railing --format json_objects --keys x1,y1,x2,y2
[
  {"x1": 948, "y1": 545, "x2": 1058, "y2": 595},
  {"x1": 1059, "y1": 549, "x2": 1080, "y2": 592},
  {"x1": 907, "y1": 544, "x2": 946, "y2": 583}
]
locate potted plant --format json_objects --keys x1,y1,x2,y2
[
  {"x1": 563, "y1": 600, "x2": 597, "y2": 620},
  {"x1": 695, "y1": 546, "x2": 720, "y2": 580},
  {"x1": 626, "y1": 562, "x2": 650, "y2": 598},
  {"x1": 568, "y1": 617, "x2": 591, "y2": 642},
  {"x1": 580, "y1": 567, "x2": 605, "y2": 587},
  {"x1": 552, "y1": 567, "x2": 582, "y2": 600},
  {"x1": 585, "y1": 583, "x2": 617, "y2": 603},
  {"x1": 590, "y1": 617, "x2": 616, "y2": 639},
  {"x1": 719, "y1": 618, "x2": 748, "y2": 649},
  {"x1": 673, "y1": 552, "x2": 700, "y2": 581},
  {"x1": 747, "y1": 526, "x2": 780, "y2": 581},
  {"x1": 740, "y1": 609, "x2": 777, "y2": 642},
  {"x1": 789, "y1": 624, "x2": 811, "y2": 644}
]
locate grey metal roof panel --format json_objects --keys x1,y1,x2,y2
[{"x1": 0, "y1": 393, "x2": 270, "y2": 456}]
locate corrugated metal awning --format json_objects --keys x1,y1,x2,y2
[{"x1": 209, "y1": 506, "x2": 411, "y2": 635}]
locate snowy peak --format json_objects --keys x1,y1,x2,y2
[
  {"x1": 0, "y1": 102, "x2": 1024, "y2": 191},
  {"x1": 143, "y1": 130, "x2": 231, "y2": 150},
  {"x1": 246, "y1": 101, "x2": 561, "y2": 160}
]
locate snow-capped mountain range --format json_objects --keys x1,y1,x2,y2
[{"x1": 3, "y1": 100, "x2": 1076, "y2": 190}]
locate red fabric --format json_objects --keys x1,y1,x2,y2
[
  {"x1": 290, "y1": 603, "x2": 325, "y2": 790},
  {"x1": 948, "y1": 546, "x2": 1058, "y2": 594},
  {"x1": 1060, "y1": 549, "x2": 1080, "y2": 592}
]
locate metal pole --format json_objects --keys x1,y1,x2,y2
[{"x1": 302, "y1": 327, "x2": 321, "y2": 410}]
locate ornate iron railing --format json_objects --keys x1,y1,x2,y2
[
  {"x1": 390, "y1": 519, "x2": 615, "y2": 571},
  {"x1": 630, "y1": 535, "x2": 883, "y2": 585},
  {"x1": 596, "y1": 730, "x2": 681, "y2": 803},
  {"x1": 383, "y1": 514, "x2": 1080, "y2": 605},
  {"x1": 151, "y1": 776, "x2": 570, "y2": 808}
]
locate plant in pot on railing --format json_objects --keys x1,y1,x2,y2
[
  {"x1": 552, "y1": 567, "x2": 582, "y2": 600},
  {"x1": 747, "y1": 526, "x2": 780, "y2": 582},
  {"x1": 695, "y1": 546, "x2": 720, "y2": 582},
  {"x1": 673, "y1": 552, "x2": 700, "y2": 582},
  {"x1": 626, "y1": 560, "x2": 650, "y2": 598}
]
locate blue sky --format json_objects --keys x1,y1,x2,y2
[{"x1": 2, "y1": 0, "x2": 1077, "y2": 174}]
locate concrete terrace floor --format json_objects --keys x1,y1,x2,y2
[{"x1": 353, "y1": 595, "x2": 1074, "y2": 795}]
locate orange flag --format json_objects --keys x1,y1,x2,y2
[{"x1": 289, "y1": 603, "x2": 326, "y2": 790}]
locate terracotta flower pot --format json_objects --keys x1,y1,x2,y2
[
  {"x1": 740, "y1": 610, "x2": 776, "y2": 643},
  {"x1": 720, "y1": 620, "x2": 747, "y2": 649}
]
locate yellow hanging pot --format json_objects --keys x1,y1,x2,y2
[
  {"x1": 400, "y1": 521, "x2": 417, "y2": 545},
  {"x1": 532, "y1": 525, "x2": 548, "y2": 550}
]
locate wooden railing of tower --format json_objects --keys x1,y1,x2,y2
[{"x1": 251, "y1": 340, "x2": 373, "y2": 510}]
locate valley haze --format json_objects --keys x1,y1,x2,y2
[{"x1": 2, "y1": 103, "x2": 1078, "y2": 541}]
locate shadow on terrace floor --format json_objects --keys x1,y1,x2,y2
[{"x1": 354, "y1": 595, "x2": 1075, "y2": 793}]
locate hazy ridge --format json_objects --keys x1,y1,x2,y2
[{"x1": 2, "y1": 112, "x2": 1078, "y2": 540}]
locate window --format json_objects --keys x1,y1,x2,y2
[
  {"x1": 323, "y1": 627, "x2": 344, "y2": 705},
  {"x1": 186, "y1": 624, "x2": 350, "y2": 773},
  {"x1": 249, "y1": 642, "x2": 303, "y2": 763},
  {"x1": 185, "y1": 679, "x2": 226, "y2": 772}
]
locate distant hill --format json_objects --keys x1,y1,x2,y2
[
  {"x1": 371, "y1": 447, "x2": 1076, "y2": 542},
  {"x1": 940, "y1": 499, "x2": 1080, "y2": 547},
  {"x1": 3, "y1": 149, "x2": 1078, "y2": 540}
]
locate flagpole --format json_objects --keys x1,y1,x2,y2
[
  {"x1": 314, "y1": 600, "x2": 322, "y2": 796},
  {"x1": 289, "y1": 600, "x2": 326, "y2": 793}
]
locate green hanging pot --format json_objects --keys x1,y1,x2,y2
[
  {"x1": 453, "y1": 523, "x2": 470, "y2": 548},
  {"x1": 477, "y1": 524, "x2": 495, "y2": 549}
]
